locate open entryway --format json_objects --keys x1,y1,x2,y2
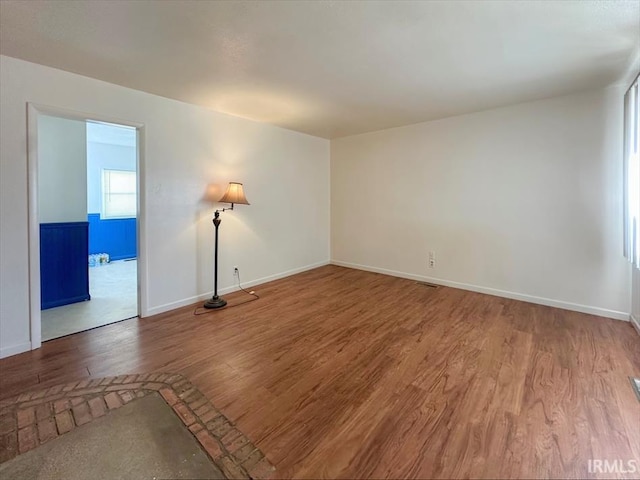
[{"x1": 31, "y1": 108, "x2": 142, "y2": 342}]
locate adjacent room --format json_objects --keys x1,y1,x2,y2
[
  {"x1": 39, "y1": 117, "x2": 139, "y2": 341},
  {"x1": 0, "y1": 1, "x2": 638, "y2": 479}
]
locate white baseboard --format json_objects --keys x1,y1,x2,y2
[
  {"x1": 631, "y1": 314, "x2": 640, "y2": 336},
  {"x1": 0, "y1": 341, "x2": 31, "y2": 359},
  {"x1": 145, "y1": 260, "x2": 330, "y2": 317},
  {"x1": 331, "y1": 260, "x2": 630, "y2": 322}
]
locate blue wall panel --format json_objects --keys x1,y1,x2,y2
[
  {"x1": 88, "y1": 213, "x2": 137, "y2": 261},
  {"x1": 40, "y1": 222, "x2": 90, "y2": 310}
]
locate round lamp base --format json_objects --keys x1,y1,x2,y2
[{"x1": 203, "y1": 296, "x2": 227, "y2": 309}]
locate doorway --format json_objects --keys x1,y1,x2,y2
[{"x1": 28, "y1": 105, "x2": 144, "y2": 346}]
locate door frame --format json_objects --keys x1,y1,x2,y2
[{"x1": 27, "y1": 102, "x2": 147, "y2": 349}]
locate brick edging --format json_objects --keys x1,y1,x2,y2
[{"x1": 0, "y1": 373, "x2": 275, "y2": 479}]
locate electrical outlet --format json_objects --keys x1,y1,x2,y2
[
  {"x1": 233, "y1": 266, "x2": 239, "y2": 276},
  {"x1": 428, "y1": 251, "x2": 436, "y2": 268}
]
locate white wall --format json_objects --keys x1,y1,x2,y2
[
  {"x1": 37, "y1": 115, "x2": 87, "y2": 223},
  {"x1": 0, "y1": 55, "x2": 330, "y2": 358},
  {"x1": 331, "y1": 87, "x2": 631, "y2": 319},
  {"x1": 86, "y1": 122, "x2": 137, "y2": 214}
]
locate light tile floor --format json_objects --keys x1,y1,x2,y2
[{"x1": 41, "y1": 259, "x2": 138, "y2": 341}]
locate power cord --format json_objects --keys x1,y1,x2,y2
[
  {"x1": 193, "y1": 268, "x2": 260, "y2": 316},
  {"x1": 236, "y1": 269, "x2": 260, "y2": 300}
]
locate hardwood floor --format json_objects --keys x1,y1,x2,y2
[{"x1": 1, "y1": 265, "x2": 639, "y2": 478}]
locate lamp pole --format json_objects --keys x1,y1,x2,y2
[{"x1": 204, "y1": 210, "x2": 227, "y2": 308}]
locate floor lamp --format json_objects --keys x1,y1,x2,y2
[{"x1": 204, "y1": 182, "x2": 250, "y2": 309}]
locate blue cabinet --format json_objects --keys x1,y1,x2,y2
[{"x1": 40, "y1": 222, "x2": 90, "y2": 310}]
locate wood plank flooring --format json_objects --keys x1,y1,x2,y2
[{"x1": 1, "y1": 265, "x2": 639, "y2": 478}]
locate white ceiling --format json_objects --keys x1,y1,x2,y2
[
  {"x1": 1, "y1": 0, "x2": 638, "y2": 138},
  {"x1": 87, "y1": 121, "x2": 137, "y2": 147}
]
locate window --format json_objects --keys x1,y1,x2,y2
[
  {"x1": 624, "y1": 75, "x2": 640, "y2": 268},
  {"x1": 102, "y1": 169, "x2": 137, "y2": 219}
]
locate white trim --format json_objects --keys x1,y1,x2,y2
[
  {"x1": 0, "y1": 342, "x2": 32, "y2": 359},
  {"x1": 631, "y1": 314, "x2": 640, "y2": 336},
  {"x1": 331, "y1": 260, "x2": 630, "y2": 322},
  {"x1": 27, "y1": 104, "x2": 42, "y2": 351},
  {"x1": 146, "y1": 260, "x2": 330, "y2": 316},
  {"x1": 136, "y1": 125, "x2": 149, "y2": 317},
  {"x1": 26, "y1": 103, "x2": 148, "y2": 351}
]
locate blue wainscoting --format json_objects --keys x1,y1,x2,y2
[
  {"x1": 88, "y1": 213, "x2": 137, "y2": 261},
  {"x1": 40, "y1": 222, "x2": 90, "y2": 310}
]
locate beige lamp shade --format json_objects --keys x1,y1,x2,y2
[{"x1": 219, "y1": 182, "x2": 250, "y2": 205}]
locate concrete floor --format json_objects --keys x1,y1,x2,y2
[
  {"x1": 0, "y1": 393, "x2": 225, "y2": 480},
  {"x1": 41, "y1": 259, "x2": 138, "y2": 341}
]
